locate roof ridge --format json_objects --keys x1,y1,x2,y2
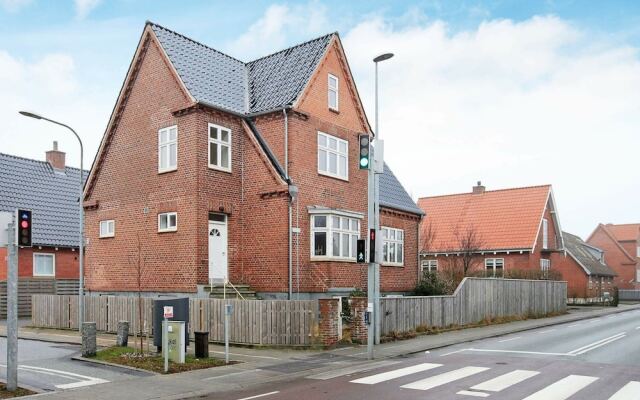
[
  {"x1": 605, "y1": 222, "x2": 640, "y2": 227},
  {"x1": 247, "y1": 32, "x2": 336, "y2": 65},
  {"x1": 146, "y1": 20, "x2": 246, "y2": 64},
  {"x1": 418, "y1": 184, "x2": 551, "y2": 200},
  {"x1": 0, "y1": 152, "x2": 88, "y2": 173}
]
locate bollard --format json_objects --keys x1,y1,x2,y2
[
  {"x1": 194, "y1": 331, "x2": 209, "y2": 359},
  {"x1": 116, "y1": 321, "x2": 129, "y2": 347},
  {"x1": 82, "y1": 322, "x2": 97, "y2": 357}
]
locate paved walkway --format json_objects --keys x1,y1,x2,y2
[{"x1": 4, "y1": 303, "x2": 638, "y2": 399}]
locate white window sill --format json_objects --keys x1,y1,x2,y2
[
  {"x1": 382, "y1": 263, "x2": 404, "y2": 268},
  {"x1": 33, "y1": 274, "x2": 55, "y2": 278},
  {"x1": 99, "y1": 234, "x2": 115, "y2": 239},
  {"x1": 208, "y1": 165, "x2": 232, "y2": 173},
  {"x1": 158, "y1": 228, "x2": 177, "y2": 233},
  {"x1": 311, "y1": 256, "x2": 357, "y2": 263},
  {"x1": 158, "y1": 167, "x2": 177, "y2": 174},
  {"x1": 318, "y1": 171, "x2": 348, "y2": 182}
]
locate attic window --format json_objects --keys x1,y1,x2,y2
[{"x1": 328, "y1": 74, "x2": 339, "y2": 111}]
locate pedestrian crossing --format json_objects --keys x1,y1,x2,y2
[{"x1": 341, "y1": 362, "x2": 640, "y2": 399}]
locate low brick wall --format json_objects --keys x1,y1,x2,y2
[
  {"x1": 349, "y1": 297, "x2": 368, "y2": 344},
  {"x1": 318, "y1": 298, "x2": 340, "y2": 347}
]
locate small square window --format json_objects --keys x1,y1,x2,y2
[
  {"x1": 99, "y1": 220, "x2": 115, "y2": 238},
  {"x1": 33, "y1": 253, "x2": 55, "y2": 277},
  {"x1": 158, "y1": 212, "x2": 177, "y2": 233}
]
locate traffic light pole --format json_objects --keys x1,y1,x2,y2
[{"x1": 6, "y1": 215, "x2": 18, "y2": 391}]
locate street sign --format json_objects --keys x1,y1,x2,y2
[
  {"x1": 0, "y1": 212, "x2": 11, "y2": 247},
  {"x1": 357, "y1": 239, "x2": 366, "y2": 263},
  {"x1": 163, "y1": 306, "x2": 174, "y2": 319}
]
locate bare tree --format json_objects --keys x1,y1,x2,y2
[
  {"x1": 453, "y1": 225, "x2": 485, "y2": 276},
  {"x1": 420, "y1": 220, "x2": 437, "y2": 253}
]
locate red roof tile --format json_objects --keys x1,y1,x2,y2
[
  {"x1": 418, "y1": 185, "x2": 551, "y2": 252},
  {"x1": 605, "y1": 223, "x2": 640, "y2": 242}
]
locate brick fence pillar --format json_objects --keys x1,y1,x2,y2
[
  {"x1": 349, "y1": 297, "x2": 368, "y2": 344},
  {"x1": 318, "y1": 298, "x2": 339, "y2": 347}
]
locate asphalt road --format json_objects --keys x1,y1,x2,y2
[
  {"x1": 0, "y1": 338, "x2": 150, "y2": 392},
  {"x1": 216, "y1": 308, "x2": 640, "y2": 400}
]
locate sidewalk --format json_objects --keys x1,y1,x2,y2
[{"x1": 9, "y1": 303, "x2": 640, "y2": 399}]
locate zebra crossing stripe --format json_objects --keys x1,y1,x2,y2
[
  {"x1": 521, "y1": 375, "x2": 598, "y2": 400},
  {"x1": 350, "y1": 363, "x2": 442, "y2": 385},
  {"x1": 608, "y1": 381, "x2": 640, "y2": 400},
  {"x1": 401, "y1": 366, "x2": 490, "y2": 391},
  {"x1": 470, "y1": 370, "x2": 540, "y2": 392}
]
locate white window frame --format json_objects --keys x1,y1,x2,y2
[
  {"x1": 328, "y1": 73, "x2": 339, "y2": 111},
  {"x1": 485, "y1": 258, "x2": 504, "y2": 277},
  {"x1": 158, "y1": 212, "x2": 177, "y2": 233},
  {"x1": 540, "y1": 258, "x2": 550, "y2": 278},
  {"x1": 310, "y1": 213, "x2": 360, "y2": 261},
  {"x1": 99, "y1": 220, "x2": 115, "y2": 238},
  {"x1": 158, "y1": 125, "x2": 178, "y2": 173},
  {"x1": 382, "y1": 227, "x2": 404, "y2": 266},
  {"x1": 637, "y1": 268, "x2": 640, "y2": 283},
  {"x1": 33, "y1": 253, "x2": 55, "y2": 277},
  {"x1": 208, "y1": 123, "x2": 232, "y2": 172},
  {"x1": 317, "y1": 131, "x2": 348, "y2": 181},
  {"x1": 542, "y1": 218, "x2": 549, "y2": 249},
  {"x1": 421, "y1": 260, "x2": 438, "y2": 272},
  {"x1": 637, "y1": 245, "x2": 640, "y2": 257}
]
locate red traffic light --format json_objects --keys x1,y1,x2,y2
[
  {"x1": 370, "y1": 230, "x2": 376, "y2": 241},
  {"x1": 20, "y1": 221, "x2": 29, "y2": 229}
]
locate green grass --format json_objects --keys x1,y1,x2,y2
[
  {"x1": 0, "y1": 384, "x2": 35, "y2": 398},
  {"x1": 89, "y1": 346, "x2": 228, "y2": 374}
]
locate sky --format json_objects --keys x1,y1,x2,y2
[{"x1": 1, "y1": 0, "x2": 639, "y2": 238}]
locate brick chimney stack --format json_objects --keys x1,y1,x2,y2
[
  {"x1": 46, "y1": 141, "x2": 66, "y2": 170},
  {"x1": 472, "y1": 181, "x2": 485, "y2": 194}
]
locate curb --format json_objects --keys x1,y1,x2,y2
[{"x1": 71, "y1": 356, "x2": 158, "y2": 376}]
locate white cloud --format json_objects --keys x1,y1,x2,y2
[
  {"x1": 74, "y1": 0, "x2": 101, "y2": 20},
  {"x1": 0, "y1": 0, "x2": 32, "y2": 13}
]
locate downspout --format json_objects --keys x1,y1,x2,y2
[{"x1": 284, "y1": 108, "x2": 292, "y2": 300}]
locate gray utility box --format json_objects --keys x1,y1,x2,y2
[{"x1": 153, "y1": 298, "x2": 189, "y2": 350}]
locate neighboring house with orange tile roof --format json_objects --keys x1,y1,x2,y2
[
  {"x1": 417, "y1": 182, "x2": 565, "y2": 279},
  {"x1": 587, "y1": 223, "x2": 640, "y2": 289}
]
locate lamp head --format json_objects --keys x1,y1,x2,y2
[
  {"x1": 19, "y1": 111, "x2": 43, "y2": 120},
  {"x1": 373, "y1": 53, "x2": 394, "y2": 63}
]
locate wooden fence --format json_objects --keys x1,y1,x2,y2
[
  {"x1": 381, "y1": 278, "x2": 567, "y2": 335},
  {"x1": 32, "y1": 295, "x2": 319, "y2": 346},
  {"x1": 0, "y1": 279, "x2": 78, "y2": 318}
]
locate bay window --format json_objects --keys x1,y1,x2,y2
[{"x1": 311, "y1": 213, "x2": 360, "y2": 260}]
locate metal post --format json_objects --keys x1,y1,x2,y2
[
  {"x1": 224, "y1": 304, "x2": 231, "y2": 364},
  {"x1": 6, "y1": 216, "x2": 17, "y2": 391},
  {"x1": 163, "y1": 318, "x2": 168, "y2": 373}
]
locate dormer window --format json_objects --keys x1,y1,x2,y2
[
  {"x1": 328, "y1": 74, "x2": 339, "y2": 111},
  {"x1": 542, "y1": 218, "x2": 549, "y2": 249}
]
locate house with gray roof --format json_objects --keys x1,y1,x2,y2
[
  {"x1": 0, "y1": 143, "x2": 86, "y2": 315},
  {"x1": 555, "y1": 231, "x2": 616, "y2": 300},
  {"x1": 84, "y1": 22, "x2": 422, "y2": 299}
]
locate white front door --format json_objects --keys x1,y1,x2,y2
[{"x1": 208, "y1": 218, "x2": 228, "y2": 283}]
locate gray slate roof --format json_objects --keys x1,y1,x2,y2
[
  {"x1": 563, "y1": 231, "x2": 616, "y2": 277},
  {"x1": 380, "y1": 163, "x2": 424, "y2": 216},
  {"x1": 0, "y1": 153, "x2": 88, "y2": 248},
  {"x1": 150, "y1": 23, "x2": 332, "y2": 114}
]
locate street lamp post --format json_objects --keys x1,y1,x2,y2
[
  {"x1": 367, "y1": 53, "x2": 394, "y2": 360},
  {"x1": 19, "y1": 111, "x2": 84, "y2": 332}
]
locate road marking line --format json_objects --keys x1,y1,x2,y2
[
  {"x1": 202, "y1": 369, "x2": 261, "y2": 381},
  {"x1": 457, "y1": 390, "x2": 490, "y2": 397},
  {"x1": 0, "y1": 364, "x2": 109, "y2": 388},
  {"x1": 466, "y1": 348, "x2": 568, "y2": 356},
  {"x1": 521, "y1": 375, "x2": 598, "y2": 400},
  {"x1": 471, "y1": 370, "x2": 540, "y2": 392},
  {"x1": 440, "y1": 349, "x2": 469, "y2": 357},
  {"x1": 573, "y1": 335, "x2": 626, "y2": 355},
  {"x1": 588, "y1": 318, "x2": 602, "y2": 323},
  {"x1": 329, "y1": 347, "x2": 354, "y2": 352},
  {"x1": 350, "y1": 363, "x2": 442, "y2": 385},
  {"x1": 498, "y1": 337, "x2": 522, "y2": 343},
  {"x1": 236, "y1": 392, "x2": 280, "y2": 400},
  {"x1": 608, "y1": 381, "x2": 640, "y2": 400},
  {"x1": 401, "y1": 366, "x2": 490, "y2": 391},
  {"x1": 568, "y1": 333, "x2": 626, "y2": 355},
  {"x1": 539, "y1": 329, "x2": 556, "y2": 334},
  {"x1": 567, "y1": 323, "x2": 581, "y2": 328},
  {"x1": 306, "y1": 361, "x2": 400, "y2": 380},
  {"x1": 56, "y1": 379, "x2": 109, "y2": 389},
  {"x1": 209, "y1": 351, "x2": 280, "y2": 360}
]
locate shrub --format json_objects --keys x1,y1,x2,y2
[{"x1": 414, "y1": 272, "x2": 448, "y2": 296}]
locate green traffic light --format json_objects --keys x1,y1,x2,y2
[{"x1": 360, "y1": 158, "x2": 369, "y2": 168}]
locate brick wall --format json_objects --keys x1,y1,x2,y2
[
  {"x1": 318, "y1": 298, "x2": 340, "y2": 347},
  {"x1": 380, "y1": 209, "x2": 421, "y2": 292},
  {"x1": 349, "y1": 296, "x2": 368, "y2": 344},
  {"x1": 587, "y1": 228, "x2": 638, "y2": 289},
  {"x1": 0, "y1": 246, "x2": 78, "y2": 280}
]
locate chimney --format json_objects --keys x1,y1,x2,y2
[
  {"x1": 472, "y1": 181, "x2": 485, "y2": 194},
  {"x1": 46, "y1": 141, "x2": 66, "y2": 170}
]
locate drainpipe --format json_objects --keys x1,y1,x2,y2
[{"x1": 284, "y1": 108, "x2": 292, "y2": 300}]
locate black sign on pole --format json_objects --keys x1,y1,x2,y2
[
  {"x1": 356, "y1": 239, "x2": 366, "y2": 263},
  {"x1": 369, "y1": 228, "x2": 376, "y2": 263},
  {"x1": 16, "y1": 209, "x2": 32, "y2": 248}
]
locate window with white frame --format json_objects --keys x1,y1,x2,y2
[
  {"x1": 208, "y1": 123, "x2": 231, "y2": 172},
  {"x1": 311, "y1": 214, "x2": 360, "y2": 260},
  {"x1": 33, "y1": 253, "x2": 54, "y2": 277},
  {"x1": 328, "y1": 74, "x2": 339, "y2": 110},
  {"x1": 485, "y1": 258, "x2": 504, "y2": 277},
  {"x1": 542, "y1": 218, "x2": 549, "y2": 249},
  {"x1": 99, "y1": 220, "x2": 115, "y2": 238},
  {"x1": 158, "y1": 212, "x2": 177, "y2": 232},
  {"x1": 158, "y1": 125, "x2": 177, "y2": 172},
  {"x1": 318, "y1": 131, "x2": 348, "y2": 180},
  {"x1": 540, "y1": 258, "x2": 550, "y2": 278},
  {"x1": 382, "y1": 227, "x2": 404, "y2": 265},
  {"x1": 637, "y1": 269, "x2": 640, "y2": 283},
  {"x1": 637, "y1": 245, "x2": 640, "y2": 257},
  {"x1": 421, "y1": 260, "x2": 438, "y2": 273}
]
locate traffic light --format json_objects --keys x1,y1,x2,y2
[
  {"x1": 369, "y1": 228, "x2": 376, "y2": 263},
  {"x1": 359, "y1": 134, "x2": 370, "y2": 169},
  {"x1": 357, "y1": 239, "x2": 366, "y2": 263},
  {"x1": 16, "y1": 209, "x2": 32, "y2": 247}
]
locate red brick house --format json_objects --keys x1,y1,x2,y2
[
  {"x1": 555, "y1": 232, "x2": 615, "y2": 300},
  {"x1": 0, "y1": 144, "x2": 84, "y2": 298},
  {"x1": 418, "y1": 183, "x2": 565, "y2": 278},
  {"x1": 83, "y1": 22, "x2": 423, "y2": 299},
  {"x1": 587, "y1": 223, "x2": 640, "y2": 289}
]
